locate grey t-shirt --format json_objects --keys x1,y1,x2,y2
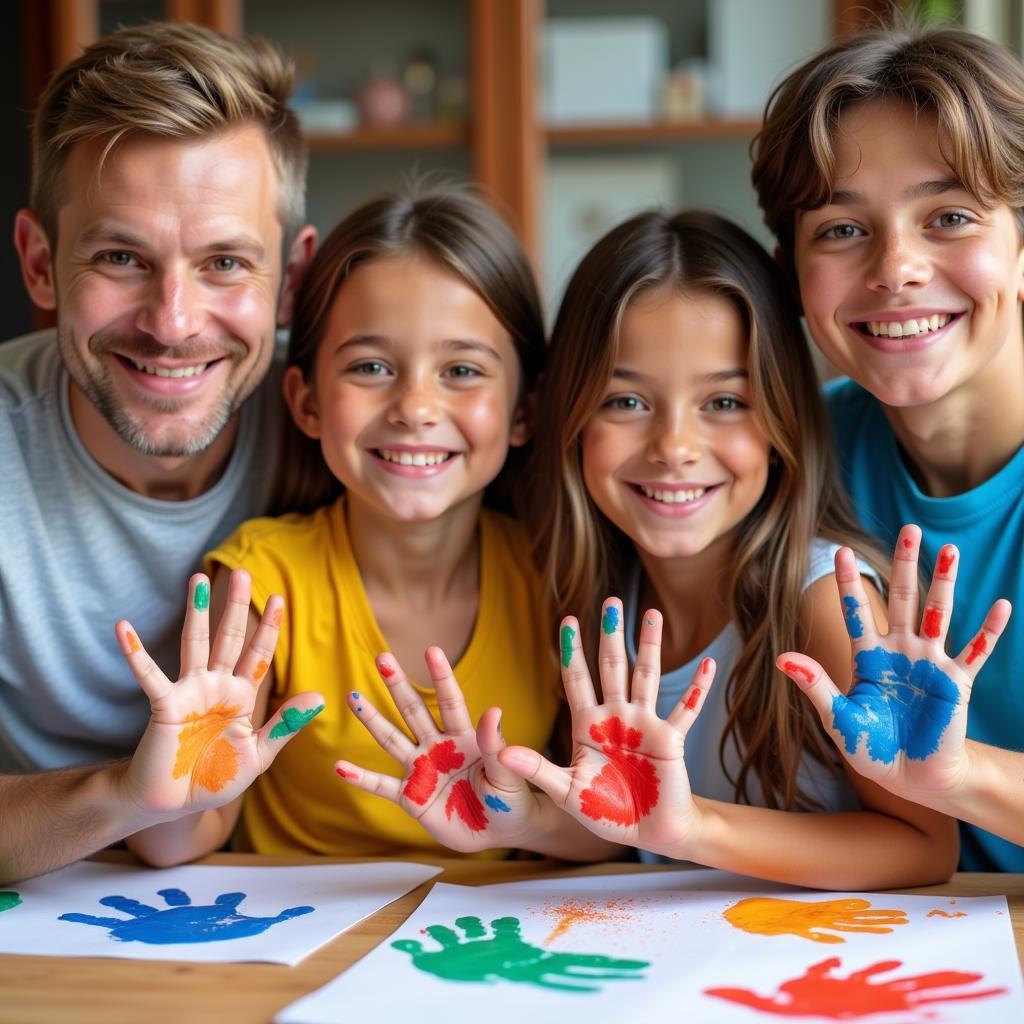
[{"x1": 0, "y1": 330, "x2": 282, "y2": 771}]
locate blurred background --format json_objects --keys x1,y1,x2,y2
[{"x1": 5, "y1": 0, "x2": 1023, "y2": 337}]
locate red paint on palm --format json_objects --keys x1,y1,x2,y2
[
  {"x1": 966, "y1": 632, "x2": 988, "y2": 665},
  {"x1": 404, "y1": 740, "x2": 466, "y2": 805},
  {"x1": 705, "y1": 957, "x2": 1006, "y2": 1018},
  {"x1": 937, "y1": 548, "x2": 955, "y2": 574},
  {"x1": 578, "y1": 716, "x2": 659, "y2": 826},
  {"x1": 444, "y1": 778, "x2": 489, "y2": 831},
  {"x1": 922, "y1": 607, "x2": 943, "y2": 639},
  {"x1": 782, "y1": 660, "x2": 815, "y2": 686}
]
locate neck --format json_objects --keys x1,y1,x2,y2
[
  {"x1": 636, "y1": 533, "x2": 735, "y2": 672},
  {"x1": 881, "y1": 342, "x2": 1024, "y2": 497},
  {"x1": 346, "y1": 493, "x2": 483, "y2": 604},
  {"x1": 68, "y1": 380, "x2": 239, "y2": 501}
]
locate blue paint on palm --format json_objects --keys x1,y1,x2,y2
[
  {"x1": 842, "y1": 596, "x2": 864, "y2": 639},
  {"x1": 58, "y1": 889, "x2": 314, "y2": 944},
  {"x1": 484, "y1": 795, "x2": 512, "y2": 813},
  {"x1": 831, "y1": 646, "x2": 958, "y2": 763}
]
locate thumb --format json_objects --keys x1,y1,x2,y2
[
  {"x1": 476, "y1": 707, "x2": 530, "y2": 796},
  {"x1": 497, "y1": 744, "x2": 572, "y2": 807},
  {"x1": 777, "y1": 654, "x2": 842, "y2": 725},
  {"x1": 255, "y1": 694, "x2": 325, "y2": 768}
]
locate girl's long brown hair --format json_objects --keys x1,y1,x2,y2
[
  {"x1": 272, "y1": 187, "x2": 546, "y2": 516},
  {"x1": 528, "y1": 209, "x2": 890, "y2": 811}
]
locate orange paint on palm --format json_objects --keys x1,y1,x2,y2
[
  {"x1": 126, "y1": 632, "x2": 141, "y2": 654},
  {"x1": 724, "y1": 897, "x2": 907, "y2": 943},
  {"x1": 172, "y1": 702, "x2": 242, "y2": 793},
  {"x1": 541, "y1": 898, "x2": 636, "y2": 945},
  {"x1": 252, "y1": 659, "x2": 269, "y2": 682}
]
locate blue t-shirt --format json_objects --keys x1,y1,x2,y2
[{"x1": 826, "y1": 377, "x2": 1024, "y2": 872}]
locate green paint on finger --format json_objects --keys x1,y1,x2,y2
[
  {"x1": 601, "y1": 606, "x2": 620, "y2": 635},
  {"x1": 0, "y1": 892, "x2": 22, "y2": 913},
  {"x1": 193, "y1": 581, "x2": 210, "y2": 611},
  {"x1": 269, "y1": 704, "x2": 324, "y2": 739},
  {"x1": 560, "y1": 625, "x2": 576, "y2": 668}
]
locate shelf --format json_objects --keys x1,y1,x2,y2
[
  {"x1": 305, "y1": 122, "x2": 470, "y2": 152},
  {"x1": 545, "y1": 119, "x2": 762, "y2": 146}
]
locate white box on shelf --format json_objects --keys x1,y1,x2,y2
[
  {"x1": 707, "y1": 0, "x2": 829, "y2": 118},
  {"x1": 544, "y1": 18, "x2": 669, "y2": 124}
]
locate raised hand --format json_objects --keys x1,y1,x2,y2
[
  {"x1": 119, "y1": 571, "x2": 324, "y2": 816},
  {"x1": 778, "y1": 525, "x2": 1010, "y2": 801},
  {"x1": 334, "y1": 648, "x2": 542, "y2": 853},
  {"x1": 705, "y1": 957, "x2": 1007, "y2": 1017},
  {"x1": 499, "y1": 599, "x2": 716, "y2": 858},
  {"x1": 58, "y1": 888, "x2": 313, "y2": 944},
  {"x1": 392, "y1": 915, "x2": 649, "y2": 992},
  {"x1": 723, "y1": 896, "x2": 908, "y2": 944}
]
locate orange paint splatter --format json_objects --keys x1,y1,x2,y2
[
  {"x1": 252, "y1": 659, "x2": 269, "y2": 682},
  {"x1": 126, "y1": 632, "x2": 141, "y2": 654},
  {"x1": 927, "y1": 909, "x2": 967, "y2": 919},
  {"x1": 723, "y1": 897, "x2": 907, "y2": 943},
  {"x1": 271, "y1": 608, "x2": 283, "y2": 629},
  {"x1": 172, "y1": 702, "x2": 241, "y2": 793},
  {"x1": 540, "y1": 898, "x2": 637, "y2": 945}
]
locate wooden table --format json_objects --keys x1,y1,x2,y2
[{"x1": 2, "y1": 853, "x2": 1022, "y2": 1024}]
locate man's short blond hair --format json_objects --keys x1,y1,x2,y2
[{"x1": 31, "y1": 20, "x2": 307, "y2": 244}]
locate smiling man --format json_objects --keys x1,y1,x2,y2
[{"x1": 0, "y1": 22, "x2": 315, "y2": 883}]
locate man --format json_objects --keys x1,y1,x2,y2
[{"x1": 0, "y1": 21, "x2": 315, "y2": 883}]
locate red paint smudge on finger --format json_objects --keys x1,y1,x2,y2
[
  {"x1": 445, "y1": 779, "x2": 488, "y2": 831},
  {"x1": 403, "y1": 739, "x2": 466, "y2": 805},
  {"x1": 378, "y1": 662, "x2": 395, "y2": 679},
  {"x1": 686, "y1": 688, "x2": 701, "y2": 710},
  {"x1": 966, "y1": 633, "x2": 987, "y2": 665},
  {"x1": 336, "y1": 766, "x2": 356, "y2": 780},
  {"x1": 901, "y1": 537, "x2": 913, "y2": 550},
  {"x1": 782, "y1": 660, "x2": 815, "y2": 686},
  {"x1": 937, "y1": 548, "x2": 955, "y2": 574},
  {"x1": 579, "y1": 716, "x2": 659, "y2": 826},
  {"x1": 922, "y1": 608, "x2": 942, "y2": 639},
  {"x1": 126, "y1": 632, "x2": 141, "y2": 654}
]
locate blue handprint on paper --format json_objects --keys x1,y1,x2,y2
[
  {"x1": 831, "y1": 647, "x2": 958, "y2": 764},
  {"x1": 58, "y1": 889, "x2": 314, "y2": 944}
]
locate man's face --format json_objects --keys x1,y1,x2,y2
[{"x1": 25, "y1": 125, "x2": 299, "y2": 457}]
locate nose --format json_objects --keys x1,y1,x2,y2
[
  {"x1": 387, "y1": 373, "x2": 440, "y2": 430},
  {"x1": 864, "y1": 226, "x2": 932, "y2": 294},
  {"x1": 135, "y1": 267, "x2": 206, "y2": 345},
  {"x1": 647, "y1": 409, "x2": 702, "y2": 469}
]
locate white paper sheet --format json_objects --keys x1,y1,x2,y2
[
  {"x1": 0, "y1": 860, "x2": 440, "y2": 965},
  {"x1": 277, "y1": 872, "x2": 1024, "y2": 1023}
]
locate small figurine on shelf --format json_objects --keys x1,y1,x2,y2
[
  {"x1": 358, "y1": 59, "x2": 410, "y2": 128},
  {"x1": 402, "y1": 47, "x2": 439, "y2": 121}
]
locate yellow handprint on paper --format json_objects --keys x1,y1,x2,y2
[{"x1": 724, "y1": 897, "x2": 908, "y2": 944}]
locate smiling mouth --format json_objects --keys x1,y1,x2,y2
[
  {"x1": 374, "y1": 449, "x2": 456, "y2": 467},
  {"x1": 633, "y1": 484, "x2": 713, "y2": 504},
  {"x1": 122, "y1": 355, "x2": 214, "y2": 378},
  {"x1": 856, "y1": 313, "x2": 956, "y2": 339}
]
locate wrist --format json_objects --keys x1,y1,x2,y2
[
  {"x1": 651, "y1": 796, "x2": 712, "y2": 862},
  {"x1": 104, "y1": 760, "x2": 183, "y2": 831}
]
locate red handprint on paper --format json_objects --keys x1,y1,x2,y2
[{"x1": 705, "y1": 957, "x2": 1007, "y2": 1018}]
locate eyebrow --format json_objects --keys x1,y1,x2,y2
[
  {"x1": 827, "y1": 178, "x2": 965, "y2": 206},
  {"x1": 611, "y1": 367, "x2": 748, "y2": 384},
  {"x1": 334, "y1": 336, "x2": 505, "y2": 361}
]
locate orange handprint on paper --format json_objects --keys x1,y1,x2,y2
[
  {"x1": 705, "y1": 957, "x2": 1007, "y2": 1018},
  {"x1": 724, "y1": 897, "x2": 908, "y2": 944}
]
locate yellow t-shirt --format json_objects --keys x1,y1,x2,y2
[{"x1": 206, "y1": 497, "x2": 559, "y2": 857}]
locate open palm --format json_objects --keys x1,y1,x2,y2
[
  {"x1": 500, "y1": 600, "x2": 715, "y2": 857},
  {"x1": 121, "y1": 570, "x2": 323, "y2": 816},
  {"x1": 779, "y1": 525, "x2": 1010, "y2": 801}
]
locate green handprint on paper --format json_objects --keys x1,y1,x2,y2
[
  {"x1": 392, "y1": 915, "x2": 649, "y2": 992},
  {"x1": 0, "y1": 892, "x2": 22, "y2": 913}
]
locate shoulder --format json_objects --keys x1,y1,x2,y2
[
  {"x1": 0, "y1": 330, "x2": 60, "y2": 409},
  {"x1": 207, "y1": 502, "x2": 337, "y2": 574},
  {"x1": 804, "y1": 538, "x2": 882, "y2": 593}
]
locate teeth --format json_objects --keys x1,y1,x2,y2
[
  {"x1": 131, "y1": 358, "x2": 208, "y2": 378},
  {"x1": 639, "y1": 485, "x2": 707, "y2": 504},
  {"x1": 866, "y1": 314, "x2": 950, "y2": 338},
  {"x1": 378, "y1": 450, "x2": 450, "y2": 467}
]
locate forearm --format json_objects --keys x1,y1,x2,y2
[
  {"x1": 520, "y1": 794, "x2": 624, "y2": 861},
  {"x1": 915, "y1": 740, "x2": 1024, "y2": 846},
  {"x1": 0, "y1": 762, "x2": 171, "y2": 885},
  {"x1": 125, "y1": 803, "x2": 239, "y2": 869},
  {"x1": 670, "y1": 799, "x2": 958, "y2": 890}
]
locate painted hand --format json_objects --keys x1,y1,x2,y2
[
  {"x1": 58, "y1": 888, "x2": 313, "y2": 944},
  {"x1": 705, "y1": 957, "x2": 1007, "y2": 1018},
  {"x1": 335, "y1": 648, "x2": 542, "y2": 853},
  {"x1": 392, "y1": 915, "x2": 648, "y2": 992},
  {"x1": 499, "y1": 599, "x2": 716, "y2": 858},
  {"x1": 778, "y1": 525, "x2": 1010, "y2": 800},
  {"x1": 723, "y1": 896, "x2": 908, "y2": 944},
  {"x1": 120, "y1": 570, "x2": 324, "y2": 816}
]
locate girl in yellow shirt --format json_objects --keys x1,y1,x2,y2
[{"x1": 123, "y1": 188, "x2": 559, "y2": 862}]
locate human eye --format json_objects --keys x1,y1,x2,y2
[
  {"x1": 603, "y1": 394, "x2": 647, "y2": 413},
  {"x1": 704, "y1": 394, "x2": 747, "y2": 414},
  {"x1": 349, "y1": 360, "x2": 390, "y2": 377},
  {"x1": 208, "y1": 255, "x2": 243, "y2": 273},
  {"x1": 928, "y1": 209, "x2": 974, "y2": 230},
  {"x1": 816, "y1": 221, "x2": 865, "y2": 241},
  {"x1": 443, "y1": 363, "x2": 482, "y2": 381},
  {"x1": 99, "y1": 250, "x2": 141, "y2": 269}
]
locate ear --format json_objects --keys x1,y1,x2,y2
[
  {"x1": 14, "y1": 209, "x2": 57, "y2": 310},
  {"x1": 282, "y1": 363, "x2": 322, "y2": 440},
  {"x1": 276, "y1": 224, "x2": 317, "y2": 326},
  {"x1": 508, "y1": 386, "x2": 536, "y2": 448}
]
